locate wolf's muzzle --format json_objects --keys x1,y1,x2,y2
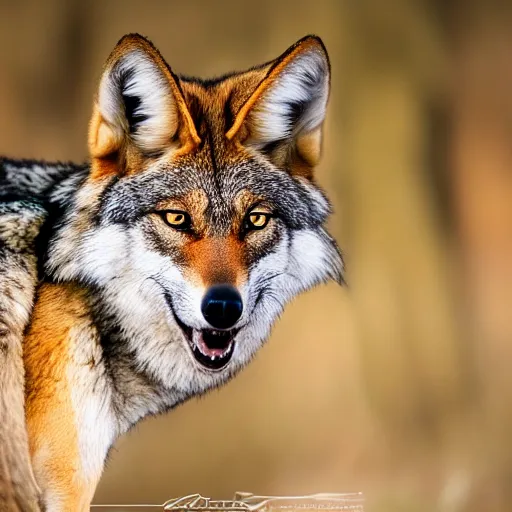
[{"x1": 201, "y1": 285, "x2": 243, "y2": 329}]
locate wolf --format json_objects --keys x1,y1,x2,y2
[{"x1": 0, "y1": 34, "x2": 343, "y2": 511}]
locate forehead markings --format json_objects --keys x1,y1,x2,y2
[
  {"x1": 156, "y1": 189, "x2": 209, "y2": 220},
  {"x1": 233, "y1": 189, "x2": 260, "y2": 214}
]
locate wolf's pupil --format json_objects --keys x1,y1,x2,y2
[
  {"x1": 164, "y1": 211, "x2": 190, "y2": 229},
  {"x1": 248, "y1": 213, "x2": 269, "y2": 229}
]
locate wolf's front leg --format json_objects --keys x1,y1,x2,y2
[
  {"x1": 24, "y1": 283, "x2": 114, "y2": 511},
  {"x1": 25, "y1": 387, "x2": 99, "y2": 512}
]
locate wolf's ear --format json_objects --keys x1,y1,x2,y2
[
  {"x1": 226, "y1": 35, "x2": 330, "y2": 177},
  {"x1": 88, "y1": 34, "x2": 199, "y2": 176}
]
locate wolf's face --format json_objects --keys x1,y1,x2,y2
[{"x1": 49, "y1": 34, "x2": 343, "y2": 394}]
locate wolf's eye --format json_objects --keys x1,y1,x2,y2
[
  {"x1": 246, "y1": 212, "x2": 271, "y2": 231},
  {"x1": 162, "y1": 211, "x2": 191, "y2": 230}
]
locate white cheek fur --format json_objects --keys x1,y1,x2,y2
[
  {"x1": 233, "y1": 228, "x2": 340, "y2": 368},
  {"x1": 50, "y1": 200, "x2": 340, "y2": 400}
]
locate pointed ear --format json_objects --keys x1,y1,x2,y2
[
  {"x1": 88, "y1": 34, "x2": 199, "y2": 176},
  {"x1": 226, "y1": 36, "x2": 330, "y2": 176}
]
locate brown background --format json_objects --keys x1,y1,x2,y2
[{"x1": 1, "y1": 1, "x2": 512, "y2": 511}]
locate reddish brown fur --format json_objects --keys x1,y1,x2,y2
[
  {"x1": 24, "y1": 284, "x2": 94, "y2": 510},
  {"x1": 88, "y1": 34, "x2": 326, "y2": 182},
  {"x1": 89, "y1": 35, "x2": 201, "y2": 180},
  {"x1": 183, "y1": 235, "x2": 246, "y2": 287}
]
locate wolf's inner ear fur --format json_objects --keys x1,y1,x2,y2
[
  {"x1": 226, "y1": 36, "x2": 330, "y2": 177},
  {"x1": 88, "y1": 34, "x2": 199, "y2": 173}
]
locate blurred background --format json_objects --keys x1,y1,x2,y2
[{"x1": 1, "y1": 1, "x2": 512, "y2": 510}]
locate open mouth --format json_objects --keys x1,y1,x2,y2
[
  {"x1": 173, "y1": 315, "x2": 237, "y2": 371},
  {"x1": 163, "y1": 292, "x2": 239, "y2": 371}
]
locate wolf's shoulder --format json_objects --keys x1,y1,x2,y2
[{"x1": 0, "y1": 156, "x2": 88, "y2": 278}]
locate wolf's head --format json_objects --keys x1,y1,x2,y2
[{"x1": 49, "y1": 34, "x2": 343, "y2": 394}]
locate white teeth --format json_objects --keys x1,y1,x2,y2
[{"x1": 210, "y1": 355, "x2": 215, "y2": 361}]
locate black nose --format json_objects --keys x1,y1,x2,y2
[{"x1": 201, "y1": 285, "x2": 243, "y2": 329}]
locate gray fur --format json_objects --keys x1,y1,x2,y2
[
  {"x1": 0, "y1": 200, "x2": 45, "y2": 512},
  {"x1": 98, "y1": 158, "x2": 332, "y2": 230},
  {"x1": 0, "y1": 160, "x2": 82, "y2": 511}
]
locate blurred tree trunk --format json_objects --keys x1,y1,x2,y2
[
  {"x1": 450, "y1": 2, "x2": 512, "y2": 510},
  {"x1": 339, "y1": 1, "x2": 512, "y2": 510},
  {"x1": 338, "y1": 1, "x2": 477, "y2": 510}
]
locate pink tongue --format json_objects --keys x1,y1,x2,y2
[{"x1": 198, "y1": 336, "x2": 228, "y2": 357}]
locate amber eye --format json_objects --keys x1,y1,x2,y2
[
  {"x1": 162, "y1": 211, "x2": 191, "y2": 230},
  {"x1": 246, "y1": 212, "x2": 271, "y2": 231}
]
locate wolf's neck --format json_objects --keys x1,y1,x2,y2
[{"x1": 87, "y1": 290, "x2": 186, "y2": 434}]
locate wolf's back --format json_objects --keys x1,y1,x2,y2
[{"x1": 0, "y1": 159, "x2": 82, "y2": 511}]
